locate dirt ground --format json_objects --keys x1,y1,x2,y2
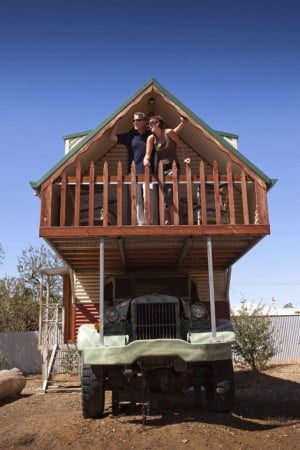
[{"x1": 0, "y1": 361, "x2": 299, "y2": 450}]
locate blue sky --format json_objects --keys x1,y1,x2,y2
[{"x1": 0, "y1": 0, "x2": 299, "y2": 307}]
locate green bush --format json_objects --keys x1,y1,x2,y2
[{"x1": 231, "y1": 302, "x2": 277, "y2": 372}]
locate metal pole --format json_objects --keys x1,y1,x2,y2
[
  {"x1": 38, "y1": 275, "x2": 43, "y2": 347},
  {"x1": 99, "y1": 237, "x2": 105, "y2": 346},
  {"x1": 207, "y1": 236, "x2": 217, "y2": 341}
]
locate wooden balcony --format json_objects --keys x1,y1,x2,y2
[
  {"x1": 41, "y1": 159, "x2": 269, "y2": 231},
  {"x1": 39, "y1": 160, "x2": 270, "y2": 273}
]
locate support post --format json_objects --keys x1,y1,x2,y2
[
  {"x1": 38, "y1": 275, "x2": 43, "y2": 347},
  {"x1": 99, "y1": 237, "x2": 105, "y2": 346},
  {"x1": 207, "y1": 236, "x2": 217, "y2": 341}
]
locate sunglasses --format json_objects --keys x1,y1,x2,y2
[
  {"x1": 133, "y1": 118, "x2": 144, "y2": 122},
  {"x1": 149, "y1": 120, "x2": 159, "y2": 125}
]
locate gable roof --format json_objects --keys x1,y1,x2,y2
[{"x1": 30, "y1": 78, "x2": 276, "y2": 191}]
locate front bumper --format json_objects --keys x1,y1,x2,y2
[{"x1": 78, "y1": 325, "x2": 234, "y2": 365}]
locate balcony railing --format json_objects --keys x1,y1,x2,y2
[{"x1": 40, "y1": 159, "x2": 269, "y2": 228}]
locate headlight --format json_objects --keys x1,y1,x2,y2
[
  {"x1": 191, "y1": 303, "x2": 207, "y2": 319},
  {"x1": 105, "y1": 308, "x2": 120, "y2": 323}
]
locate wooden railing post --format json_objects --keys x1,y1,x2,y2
[
  {"x1": 144, "y1": 164, "x2": 150, "y2": 225},
  {"x1": 117, "y1": 161, "x2": 123, "y2": 226},
  {"x1": 226, "y1": 160, "x2": 235, "y2": 225},
  {"x1": 213, "y1": 161, "x2": 221, "y2": 224},
  {"x1": 186, "y1": 163, "x2": 193, "y2": 225},
  {"x1": 131, "y1": 162, "x2": 137, "y2": 226},
  {"x1": 241, "y1": 170, "x2": 249, "y2": 225},
  {"x1": 74, "y1": 162, "x2": 81, "y2": 226},
  {"x1": 200, "y1": 160, "x2": 207, "y2": 225},
  {"x1": 172, "y1": 161, "x2": 179, "y2": 225},
  {"x1": 59, "y1": 173, "x2": 67, "y2": 226},
  {"x1": 255, "y1": 181, "x2": 269, "y2": 225},
  {"x1": 103, "y1": 162, "x2": 109, "y2": 227},
  {"x1": 158, "y1": 161, "x2": 165, "y2": 225},
  {"x1": 40, "y1": 183, "x2": 53, "y2": 227},
  {"x1": 88, "y1": 162, "x2": 95, "y2": 227}
]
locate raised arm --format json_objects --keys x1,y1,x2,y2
[
  {"x1": 143, "y1": 134, "x2": 155, "y2": 166},
  {"x1": 173, "y1": 116, "x2": 187, "y2": 135},
  {"x1": 167, "y1": 129, "x2": 190, "y2": 164}
]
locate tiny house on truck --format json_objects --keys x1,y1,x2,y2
[{"x1": 31, "y1": 78, "x2": 275, "y2": 417}]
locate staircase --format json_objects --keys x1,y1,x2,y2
[{"x1": 39, "y1": 274, "x2": 80, "y2": 392}]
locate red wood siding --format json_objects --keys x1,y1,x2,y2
[
  {"x1": 72, "y1": 303, "x2": 99, "y2": 341},
  {"x1": 202, "y1": 301, "x2": 230, "y2": 320}
]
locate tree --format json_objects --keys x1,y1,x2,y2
[
  {"x1": 0, "y1": 243, "x2": 4, "y2": 266},
  {"x1": 231, "y1": 302, "x2": 277, "y2": 372},
  {"x1": 17, "y1": 244, "x2": 63, "y2": 303},
  {"x1": 0, "y1": 276, "x2": 39, "y2": 331},
  {"x1": 0, "y1": 244, "x2": 64, "y2": 332}
]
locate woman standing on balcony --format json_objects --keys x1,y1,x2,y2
[{"x1": 143, "y1": 116, "x2": 190, "y2": 225}]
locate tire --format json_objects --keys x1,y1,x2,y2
[
  {"x1": 81, "y1": 364, "x2": 105, "y2": 418},
  {"x1": 207, "y1": 360, "x2": 235, "y2": 412}
]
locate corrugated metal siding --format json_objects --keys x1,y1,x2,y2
[
  {"x1": 223, "y1": 136, "x2": 238, "y2": 149},
  {"x1": 75, "y1": 270, "x2": 229, "y2": 305},
  {"x1": 190, "y1": 271, "x2": 229, "y2": 302},
  {"x1": 75, "y1": 272, "x2": 100, "y2": 303},
  {"x1": 94, "y1": 144, "x2": 128, "y2": 175},
  {"x1": 270, "y1": 316, "x2": 300, "y2": 361},
  {"x1": 191, "y1": 271, "x2": 230, "y2": 320},
  {"x1": 92, "y1": 143, "x2": 206, "y2": 176},
  {"x1": 65, "y1": 135, "x2": 88, "y2": 154},
  {"x1": 0, "y1": 332, "x2": 41, "y2": 374}
]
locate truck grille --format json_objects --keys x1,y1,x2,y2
[{"x1": 131, "y1": 297, "x2": 180, "y2": 340}]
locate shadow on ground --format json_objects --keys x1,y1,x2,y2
[{"x1": 110, "y1": 370, "x2": 300, "y2": 431}]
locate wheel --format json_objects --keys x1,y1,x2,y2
[
  {"x1": 206, "y1": 360, "x2": 235, "y2": 412},
  {"x1": 81, "y1": 364, "x2": 105, "y2": 418}
]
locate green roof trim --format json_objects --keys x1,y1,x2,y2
[
  {"x1": 30, "y1": 78, "x2": 276, "y2": 191},
  {"x1": 63, "y1": 130, "x2": 92, "y2": 140},
  {"x1": 216, "y1": 130, "x2": 239, "y2": 139}
]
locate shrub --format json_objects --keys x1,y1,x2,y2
[{"x1": 231, "y1": 302, "x2": 277, "y2": 372}]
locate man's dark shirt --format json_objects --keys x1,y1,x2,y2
[{"x1": 117, "y1": 130, "x2": 153, "y2": 174}]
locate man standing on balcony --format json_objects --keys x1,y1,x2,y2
[{"x1": 110, "y1": 112, "x2": 185, "y2": 225}]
